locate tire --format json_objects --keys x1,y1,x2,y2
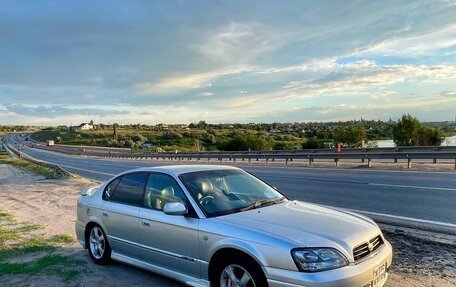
[
  {"x1": 87, "y1": 225, "x2": 111, "y2": 265},
  {"x1": 212, "y1": 252, "x2": 268, "y2": 287}
]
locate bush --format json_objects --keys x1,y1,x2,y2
[
  {"x1": 131, "y1": 134, "x2": 146, "y2": 143},
  {"x1": 334, "y1": 125, "x2": 366, "y2": 148},
  {"x1": 273, "y1": 141, "x2": 302, "y2": 150},
  {"x1": 393, "y1": 114, "x2": 442, "y2": 146},
  {"x1": 302, "y1": 138, "x2": 327, "y2": 149},
  {"x1": 417, "y1": 127, "x2": 442, "y2": 146},
  {"x1": 219, "y1": 136, "x2": 271, "y2": 151}
]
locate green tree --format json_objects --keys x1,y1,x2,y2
[
  {"x1": 113, "y1": 123, "x2": 118, "y2": 140},
  {"x1": 392, "y1": 114, "x2": 422, "y2": 146},
  {"x1": 124, "y1": 139, "x2": 135, "y2": 148},
  {"x1": 417, "y1": 126, "x2": 442, "y2": 146},
  {"x1": 219, "y1": 136, "x2": 271, "y2": 151},
  {"x1": 199, "y1": 120, "x2": 208, "y2": 128},
  {"x1": 334, "y1": 125, "x2": 366, "y2": 148},
  {"x1": 202, "y1": 132, "x2": 217, "y2": 144},
  {"x1": 162, "y1": 131, "x2": 183, "y2": 141},
  {"x1": 131, "y1": 134, "x2": 146, "y2": 143}
]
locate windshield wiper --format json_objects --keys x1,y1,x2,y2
[{"x1": 240, "y1": 197, "x2": 286, "y2": 212}]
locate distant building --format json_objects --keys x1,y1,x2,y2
[
  {"x1": 442, "y1": 136, "x2": 456, "y2": 146},
  {"x1": 157, "y1": 123, "x2": 169, "y2": 130},
  {"x1": 375, "y1": 140, "x2": 395, "y2": 148},
  {"x1": 71, "y1": 123, "x2": 94, "y2": 132}
]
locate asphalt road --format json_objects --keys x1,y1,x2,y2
[{"x1": 5, "y1": 135, "x2": 456, "y2": 227}]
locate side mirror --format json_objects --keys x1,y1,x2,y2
[{"x1": 163, "y1": 202, "x2": 188, "y2": 216}]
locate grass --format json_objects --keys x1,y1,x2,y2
[
  {"x1": 0, "y1": 212, "x2": 14, "y2": 222},
  {"x1": 0, "y1": 211, "x2": 83, "y2": 282},
  {"x1": 0, "y1": 152, "x2": 61, "y2": 178},
  {"x1": 0, "y1": 255, "x2": 81, "y2": 281},
  {"x1": 0, "y1": 224, "x2": 41, "y2": 244}
]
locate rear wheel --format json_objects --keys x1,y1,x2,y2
[
  {"x1": 87, "y1": 225, "x2": 111, "y2": 265},
  {"x1": 213, "y1": 253, "x2": 268, "y2": 287}
]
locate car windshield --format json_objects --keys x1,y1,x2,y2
[{"x1": 179, "y1": 169, "x2": 286, "y2": 217}]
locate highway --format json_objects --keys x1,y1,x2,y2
[{"x1": 5, "y1": 135, "x2": 456, "y2": 229}]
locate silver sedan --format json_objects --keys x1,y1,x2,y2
[{"x1": 76, "y1": 165, "x2": 392, "y2": 287}]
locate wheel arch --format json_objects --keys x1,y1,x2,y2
[
  {"x1": 84, "y1": 220, "x2": 108, "y2": 249},
  {"x1": 208, "y1": 245, "x2": 267, "y2": 285}
]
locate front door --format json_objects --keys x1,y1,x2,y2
[{"x1": 139, "y1": 173, "x2": 200, "y2": 278}]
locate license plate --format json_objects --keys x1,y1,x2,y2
[{"x1": 372, "y1": 262, "x2": 387, "y2": 287}]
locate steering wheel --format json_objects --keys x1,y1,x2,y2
[{"x1": 199, "y1": 195, "x2": 215, "y2": 205}]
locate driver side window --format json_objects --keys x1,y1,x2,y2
[{"x1": 144, "y1": 173, "x2": 188, "y2": 211}]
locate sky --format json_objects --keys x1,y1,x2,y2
[{"x1": 0, "y1": 0, "x2": 455, "y2": 125}]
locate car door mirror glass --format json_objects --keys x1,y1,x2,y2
[{"x1": 163, "y1": 202, "x2": 188, "y2": 216}]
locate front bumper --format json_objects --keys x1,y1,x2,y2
[
  {"x1": 75, "y1": 222, "x2": 86, "y2": 248},
  {"x1": 265, "y1": 240, "x2": 393, "y2": 287}
]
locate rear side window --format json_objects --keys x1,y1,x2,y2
[
  {"x1": 110, "y1": 173, "x2": 148, "y2": 206},
  {"x1": 103, "y1": 177, "x2": 121, "y2": 200}
]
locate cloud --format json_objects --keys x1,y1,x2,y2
[
  {"x1": 360, "y1": 24, "x2": 456, "y2": 57},
  {"x1": 192, "y1": 22, "x2": 276, "y2": 65},
  {"x1": 434, "y1": 90, "x2": 456, "y2": 98},
  {"x1": 199, "y1": 92, "x2": 214, "y2": 97},
  {"x1": 0, "y1": 1, "x2": 455, "y2": 124},
  {"x1": 281, "y1": 61, "x2": 456, "y2": 96},
  {"x1": 4, "y1": 104, "x2": 130, "y2": 118},
  {"x1": 250, "y1": 94, "x2": 456, "y2": 123},
  {"x1": 134, "y1": 65, "x2": 254, "y2": 93}
]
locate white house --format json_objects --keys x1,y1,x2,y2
[{"x1": 71, "y1": 123, "x2": 94, "y2": 132}]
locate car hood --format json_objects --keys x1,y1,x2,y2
[{"x1": 215, "y1": 200, "x2": 380, "y2": 258}]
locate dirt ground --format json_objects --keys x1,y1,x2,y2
[{"x1": 0, "y1": 164, "x2": 455, "y2": 287}]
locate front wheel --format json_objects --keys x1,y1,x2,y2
[
  {"x1": 213, "y1": 253, "x2": 268, "y2": 287},
  {"x1": 87, "y1": 225, "x2": 111, "y2": 265}
]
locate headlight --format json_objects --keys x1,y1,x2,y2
[
  {"x1": 81, "y1": 186, "x2": 99, "y2": 196},
  {"x1": 291, "y1": 248, "x2": 349, "y2": 272}
]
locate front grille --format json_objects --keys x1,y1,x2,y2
[{"x1": 353, "y1": 235, "x2": 384, "y2": 262}]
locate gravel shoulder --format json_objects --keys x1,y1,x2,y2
[{"x1": 0, "y1": 164, "x2": 454, "y2": 287}]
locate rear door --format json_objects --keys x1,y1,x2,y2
[
  {"x1": 138, "y1": 173, "x2": 200, "y2": 278},
  {"x1": 101, "y1": 172, "x2": 148, "y2": 258}
]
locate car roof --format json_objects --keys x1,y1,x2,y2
[{"x1": 125, "y1": 164, "x2": 240, "y2": 177}]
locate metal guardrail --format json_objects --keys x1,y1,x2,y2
[
  {"x1": 3, "y1": 141, "x2": 72, "y2": 178},
  {"x1": 3, "y1": 141, "x2": 18, "y2": 158},
  {"x1": 30, "y1": 144, "x2": 456, "y2": 170},
  {"x1": 13, "y1": 134, "x2": 456, "y2": 169}
]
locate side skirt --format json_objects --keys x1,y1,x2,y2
[{"x1": 111, "y1": 251, "x2": 210, "y2": 287}]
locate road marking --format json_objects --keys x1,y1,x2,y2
[
  {"x1": 345, "y1": 208, "x2": 456, "y2": 229},
  {"x1": 242, "y1": 162, "x2": 456, "y2": 175},
  {"x1": 368, "y1": 183, "x2": 456, "y2": 191}
]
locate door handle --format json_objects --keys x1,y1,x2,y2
[
  {"x1": 141, "y1": 220, "x2": 151, "y2": 227},
  {"x1": 102, "y1": 211, "x2": 109, "y2": 217}
]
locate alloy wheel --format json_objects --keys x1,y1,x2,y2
[
  {"x1": 220, "y1": 264, "x2": 256, "y2": 287},
  {"x1": 89, "y1": 226, "x2": 105, "y2": 259}
]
